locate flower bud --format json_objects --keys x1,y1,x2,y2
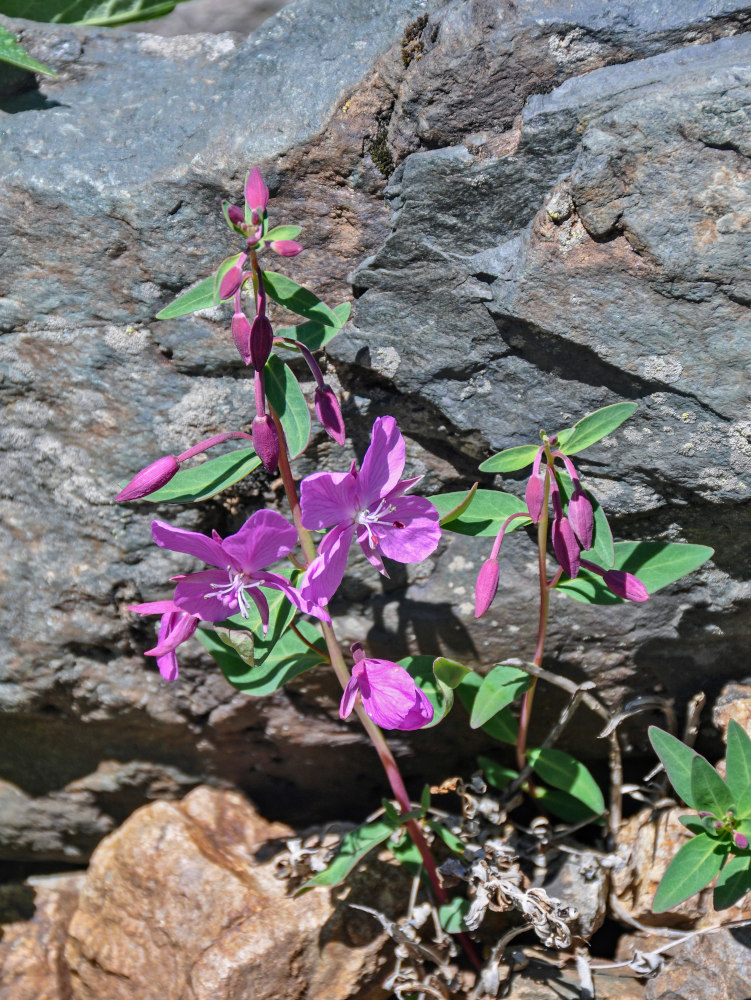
[
  {"x1": 245, "y1": 167, "x2": 269, "y2": 214},
  {"x1": 252, "y1": 414, "x2": 280, "y2": 473},
  {"x1": 249, "y1": 315, "x2": 274, "y2": 371},
  {"x1": 568, "y1": 488, "x2": 594, "y2": 550},
  {"x1": 552, "y1": 515, "x2": 581, "y2": 579},
  {"x1": 270, "y1": 239, "x2": 303, "y2": 257},
  {"x1": 734, "y1": 831, "x2": 749, "y2": 850},
  {"x1": 314, "y1": 385, "x2": 346, "y2": 445},
  {"x1": 115, "y1": 455, "x2": 179, "y2": 502},
  {"x1": 227, "y1": 204, "x2": 244, "y2": 226},
  {"x1": 475, "y1": 558, "x2": 500, "y2": 618},
  {"x1": 602, "y1": 570, "x2": 649, "y2": 602},
  {"x1": 231, "y1": 311, "x2": 252, "y2": 365},
  {"x1": 525, "y1": 470, "x2": 545, "y2": 523},
  {"x1": 219, "y1": 264, "x2": 245, "y2": 300}
]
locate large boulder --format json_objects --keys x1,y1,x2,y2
[{"x1": 1, "y1": 0, "x2": 750, "y2": 861}]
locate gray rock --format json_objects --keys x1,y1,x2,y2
[{"x1": 1, "y1": 0, "x2": 750, "y2": 862}]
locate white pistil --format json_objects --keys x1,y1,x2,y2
[
  {"x1": 207, "y1": 565, "x2": 256, "y2": 618},
  {"x1": 354, "y1": 499, "x2": 397, "y2": 546}
]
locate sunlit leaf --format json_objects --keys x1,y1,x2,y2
[
  {"x1": 429, "y1": 490, "x2": 531, "y2": 537},
  {"x1": 263, "y1": 271, "x2": 340, "y2": 327},
  {"x1": 527, "y1": 747, "x2": 605, "y2": 816},
  {"x1": 714, "y1": 853, "x2": 751, "y2": 910},
  {"x1": 649, "y1": 728, "x2": 701, "y2": 809},
  {"x1": 690, "y1": 756, "x2": 734, "y2": 818},
  {"x1": 264, "y1": 355, "x2": 311, "y2": 458},
  {"x1": 653, "y1": 833, "x2": 728, "y2": 912},
  {"x1": 457, "y1": 673, "x2": 517, "y2": 744},
  {"x1": 479, "y1": 445, "x2": 539, "y2": 474},
  {"x1": 156, "y1": 275, "x2": 218, "y2": 320},
  {"x1": 727, "y1": 720, "x2": 751, "y2": 818},
  {"x1": 469, "y1": 665, "x2": 531, "y2": 729},
  {"x1": 558, "y1": 403, "x2": 638, "y2": 455},
  {"x1": 300, "y1": 816, "x2": 397, "y2": 890},
  {"x1": 0, "y1": 24, "x2": 56, "y2": 73},
  {"x1": 0, "y1": 0, "x2": 188, "y2": 26},
  {"x1": 275, "y1": 302, "x2": 351, "y2": 351}
]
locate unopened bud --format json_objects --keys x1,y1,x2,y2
[
  {"x1": 227, "y1": 204, "x2": 244, "y2": 226},
  {"x1": 568, "y1": 488, "x2": 594, "y2": 550},
  {"x1": 219, "y1": 264, "x2": 245, "y2": 300},
  {"x1": 115, "y1": 455, "x2": 179, "y2": 502},
  {"x1": 475, "y1": 558, "x2": 500, "y2": 618},
  {"x1": 526, "y1": 471, "x2": 545, "y2": 523},
  {"x1": 602, "y1": 569, "x2": 649, "y2": 603},
  {"x1": 552, "y1": 515, "x2": 581, "y2": 579},
  {"x1": 270, "y1": 239, "x2": 303, "y2": 257},
  {"x1": 249, "y1": 315, "x2": 274, "y2": 370},
  {"x1": 252, "y1": 414, "x2": 280, "y2": 473},
  {"x1": 734, "y1": 831, "x2": 749, "y2": 850},
  {"x1": 314, "y1": 385, "x2": 346, "y2": 445},
  {"x1": 231, "y1": 311, "x2": 252, "y2": 365},
  {"x1": 245, "y1": 167, "x2": 269, "y2": 214}
]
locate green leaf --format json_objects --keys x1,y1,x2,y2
[
  {"x1": 264, "y1": 225, "x2": 301, "y2": 242},
  {"x1": 556, "y1": 541, "x2": 714, "y2": 605},
  {"x1": 713, "y1": 853, "x2": 751, "y2": 910},
  {"x1": 653, "y1": 833, "x2": 729, "y2": 912},
  {"x1": 727, "y1": 720, "x2": 751, "y2": 817},
  {"x1": 556, "y1": 471, "x2": 614, "y2": 570},
  {"x1": 262, "y1": 271, "x2": 340, "y2": 328},
  {"x1": 429, "y1": 490, "x2": 531, "y2": 537},
  {"x1": 438, "y1": 898, "x2": 471, "y2": 934},
  {"x1": 390, "y1": 830, "x2": 424, "y2": 876},
  {"x1": 301, "y1": 817, "x2": 397, "y2": 890},
  {"x1": 478, "y1": 757, "x2": 519, "y2": 792},
  {"x1": 469, "y1": 665, "x2": 531, "y2": 729},
  {"x1": 457, "y1": 673, "x2": 518, "y2": 743},
  {"x1": 198, "y1": 617, "x2": 326, "y2": 696},
  {"x1": 143, "y1": 448, "x2": 261, "y2": 503},
  {"x1": 398, "y1": 656, "x2": 466, "y2": 728},
  {"x1": 527, "y1": 747, "x2": 605, "y2": 816},
  {"x1": 213, "y1": 627, "x2": 255, "y2": 666},
  {"x1": 0, "y1": 24, "x2": 56, "y2": 74},
  {"x1": 0, "y1": 0, "x2": 188, "y2": 26},
  {"x1": 649, "y1": 728, "x2": 700, "y2": 808},
  {"x1": 479, "y1": 445, "x2": 540, "y2": 474},
  {"x1": 156, "y1": 275, "x2": 218, "y2": 320},
  {"x1": 558, "y1": 403, "x2": 638, "y2": 455},
  {"x1": 690, "y1": 756, "x2": 734, "y2": 818},
  {"x1": 532, "y1": 785, "x2": 602, "y2": 824},
  {"x1": 680, "y1": 814, "x2": 715, "y2": 836},
  {"x1": 276, "y1": 302, "x2": 351, "y2": 351},
  {"x1": 426, "y1": 820, "x2": 466, "y2": 856},
  {"x1": 264, "y1": 355, "x2": 311, "y2": 458},
  {"x1": 437, "y1": 483, "x2": 478, "y2": 527}
]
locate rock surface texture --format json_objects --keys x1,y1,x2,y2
[{"x1": 1, "y1": 0, "x2": 750, "y2": 860}]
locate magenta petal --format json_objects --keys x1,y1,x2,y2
[
  {"x1": 249, "y1": 314, "x2": 274, "y2": 371},
  {"x1": 219, "y1": 264, "x2": 245, "y2": 300},
  {"x1": 221, "y1": 510, "x2": 298, "y2": 574},
  {"x1": 475, "y1": 558, "x2": 500, "y2": 618},
  {"x1": 734, "y1": 832, "x2": 749, "y2": 850},
  {"x1": 375, "y1": 495, "x2": 441, "y2": 563},
  {"x1": 358, "y1": 659, "x2": 434, "y2": 730},
  {"x1": 128, "y1": 600, "x2": 181, "y2": 615},
  {"x1": 552, "y1": 515, "x2": 581, "y2": 579},
  {"x1": 146, "y1": 610, "x2": 198, "y2": 656},
  {"x1": 300, "y1": 470, "x2": 357, "y2": 530},
  {"x1": 568, "y1": 489, "x2": 594, "y2": 550},
  {"x1": 173, "y1": 570, "x2": 235, "y2": 621},
  {"x1": 339, "y1": 674, "x2": 360, "y2": 720},
  {"x1": 300, "y1": 522, "x2": 356, "y2": 606},
  {"x1": 232, "y1": 311, "x2": 252, "y2": 365},
  {"x1": 246, "y1": 586, "x2": 270, "y2": 633},
  {"x1": 525, "y1": 472, "x2": 545, "y2": 524},
  {"x1": 602, "y1": 569, "x2": 649, "y2": 602},
  {"x1": 116, "y1": 454, "x2": 179, "y2": 502},
  {"x1": 270, "y1": 240, "x2": 303, "y2": 257},
  {"x1": 314, "y1": 385, "x2": 346, "y2": 446},
  {"x1": 357, "y1": 416, "x2": 406, "y2": 507},
  {"x1": 227, "y1": 204, "x2": 244, "y2": 226},
  {"x1": 252, "y1": 414, "x2": 280, "y2": 473},
  {"x1": 151, "y1": 520, "x2": 226, "y2": 568},
  {"x1": 245, "y1": 166, "x2": 269, "y2": 212},
  {"x1": 156, "y1": 648, "x2": 179, "y2": 682}
]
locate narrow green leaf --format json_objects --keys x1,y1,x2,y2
[
  {"x1": 426, "y1": 820, "x2": 466, "y2": 856},
  {"x1": 653, "y1": 833, "x2": 728, "y2": 912},
  {"x1": 713, "y1": 853, "x2": 751, "y2": 910},
  {"x1": 479, "y1": 444, "x2": 540, "y2": 474},
  {"x1": 478, "y1": 757, "x2": 519, "y2": 792},
  {"x1": 156, "y1": 275, "x2": 217, "y2": 320},
  {"x1": 457, "y1": 673, "x2": 518, "y2": 743},
  {"x1": 690, "y1": 756, "x2": 734, "y2": 818},
  {"x1": 264, "y1": 225, "x2": 301, "y2": 242},
  {"x1": 532, "y1": 785, "x2": 602, "y2": 824},
  {"x1": 556, "y1": 540, "x2": 714, "y2": 604},
  {"x1": 301, "y1": 817, "x2": 397, "y2": 890},
  {"x1": 527, "y1": 747, "x2": 605, "y2": 816},
  {"x1": 390, "y1": 830, "x2": 424, "y2": 875},
  {"x1": 649, "y1": 728, "x2": 700, "y2": 808},
  {"x1": 556, "y1": 471, "x2": 614, "y2": 570},
  {"x1": 433, "y1": 657, "x2": 470, "y2": 690},
  {"x1": 438, "y1": 898, "x2": 471, "y2": 934},
  {"x1": 0, "y1": 25, "x2": 56, "y2": 74},
  {"x1": 143, "y1": 448, "x2": 260, "y2": 503},
  {"x1": 558, "y1": 403, "x2": 638, "y2": 455},
  {"x1": 276, "y1": 302, "x2": 351, "y2": 351},
  {"x1": 262, "y1": 271, "x2": 340, "y2": 327},
  {"x1": 469, "y1": 665, "x2": 531, "y2": 730},
  {"x1": 727, "y1": 720, "x2": 751, "y2": 817},
  {"x1": 421, "y1": 784, "x2": 431, "y2": 812},
  {"x1": 264, "y1": 355, "x2": 311, "y2": 458},
  {"x1": 429, "y1": 490, "x2": 531, "y2": 537},
  {"x1": 437, "y1": 483, "x2": 479, "y2": 527}
]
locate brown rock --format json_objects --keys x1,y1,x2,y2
[
  {"x1": 713, "y1": 682, "x2": 751, "y2": 742},
  {"x1": 65, "y1": 786, "x2": 402, "y2": 999},
  {"x1": 613, "y1": 807, "x2": 751, "y2": 929},
  {"x1": 0, "y1": 872, "x2": 83, "y2": 1000},
  {"x1": 645, "y1": 925, "x2": 751, "y2": 1000}
]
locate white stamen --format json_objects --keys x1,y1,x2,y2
[
  {"x1": 207, "y1": 565, "x2": 258, "y2": 618},
  {"x1": 354, "y1": 499, "x2": 397, "y2": 548}
]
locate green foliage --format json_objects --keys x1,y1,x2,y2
[
  {"x1": 556, "y1": 471, "x2": 614, "y2": 569},
  {"x1": 649, "y1": 727, "x2": 700, "y2": 807},
  {"x1": 555, "y1": 541, "x2": 714, "y2": 604},
  {"x1": 143, "y1": 448, "x2": 260, "y2": 503},
  {"x1": 478, "y1": 757, "x2": 518, "y2": 791},
  {"x1": 398, "y1": 655, "x2": 469, "y2": 728},
  {"x1": 556, "y1": 403, "x2": 638, "y2": 455},
  {"x1": 301, "y1": 817, "x2": 398, "y2": 890},
  {"x1": 456, "y1": 672, "x2": 517, "y2": 743},
  {"x1": 0, "y1": 24, "x2": 56, "y2": 73},
  {"x1": 714, "y1": 853, "x2": 751, "y2": 910},
  {"x1": 438, "y1": 898, "x2": 471, "y2": 934},
  {"x1": 263, "y1": 270, "x2": 341, "y2": 328},
  {"x1": 690, "y1": 755, "x2": 734, "y2": 817},
  {"x1": 264, "y1": 355, "x2": 311, "y2": 458},
  {"x1": 263, "y1": 225, "x2": 301, "y2": 242},
  {"x1": 436, "y1": 482, "x2": 478, "y2": 527},
  {"x1": 479, "y1": 444, "x2": 539, "y2": 474},
  {"x1": 156, "y1": 275, "x2": 219, "y2": 320},
  {"x1": 468, "y1": 665, "x2": 531, "y2": 729},
  {"x1": 527, "y1": 747, "x2": 605, "y2": 816},
  {"x1": 429, "y1": 490, "x2": 531, "y2": 537},
  {"x1": 726, "y1": 720, "x2": 751, "y2": 817},
  {"x1": 0, "y1": 0, "x2": 189, "y2": 26},
  {"x1": 652, "y1": 834, "x2": 729, "y2": 912},
  {"x1": 276, "y1": 302, "x2": 351, "y2": 351}
]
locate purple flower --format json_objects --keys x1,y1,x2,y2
[
  {"x1": 299, "y1": 417, "x2": 441, "y2": 609},
  {"x1": 340, "y1": 645, "x2": 433, "y2": 730},
  {"x1": 151, "y1": 510, "x2": 328, "y2": 628},
  {"x1": 128, "y1": 600, "x2": 199, "y2": 681},
  {"x1": 116, "y1": 455, "x2": 179, "y2": 502}
]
